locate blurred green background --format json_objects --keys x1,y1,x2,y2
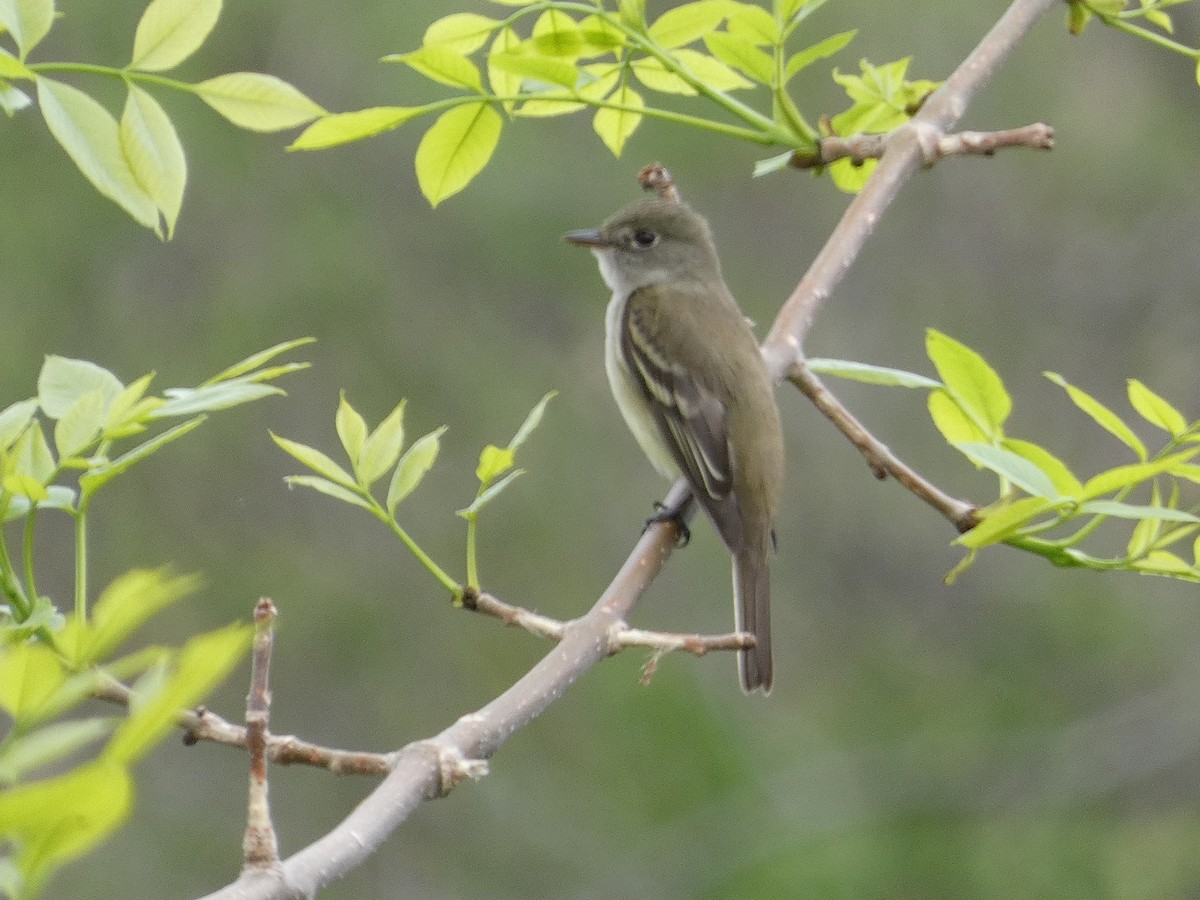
[{"x1": 6, "y1": 1, "x2": 1200, "y2": 897}]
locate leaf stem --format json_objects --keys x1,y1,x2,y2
[
  {"x1": 465, "y1": 513, "x2": 480, "y2": 590},
  {"x1": 374, "y1": 506, "x2": 462, "y2": 598},
  {"x1": 29, "y1": 62, "x2": 199, "y2": 93},
  {"x1": 22, "y1": 507, "x2": 38, "y2": 605},
  {"x1": 74, "y1": 506, "x2": 88, "y2": 620}
]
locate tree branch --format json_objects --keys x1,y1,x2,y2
[
  {"x1": 791, "y1": 122, "x2": 1054, "y2": 169},
  {"x1": 199, "y1": 1, "x2": 1063, "y2": 895}
]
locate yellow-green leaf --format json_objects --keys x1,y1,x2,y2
[
  {"x1": 289, "y1": 106, "x2": 430, "y2": 150},
  {"x1": 1045, "y1": 371, "x2": 1146, "y2": 460},
  {"x1": 0, "y1": 0, "x2": 54, "y2": 58},
  {"x1": 531, "y1": 9, "x2": 582, "y2": 58},
  {"x1": 423, "y1": 13, "x2": 499, "y2": 53},
  {"x1": 53, "y1": 389, "x2": 106, "y2": 460},
  {"x1": 1131, "y1": 550, "x2": 1196, "y2": 578},
  {"x1": 785, "y1": 30, "x2": 857, "y2": 82},
  {"x1": 630, "y1": 56, "x2": 696, "y2": 95},
  {"x1": 489, "y1": 50, "x2": 579, "y2": 89},
  {"x1": 387, "y1": 426, "x2": 445, "y2": 514},
  {"x1": 195, "y1": 73, "x2": 325, "y2": 132},
  {"x1": 120, "y1": 85, "x2": 187, "y2": 238},
  {"x1": 926, "y1": 330, "x2": 1010, "y2": 438},
  {"x1": 724, "y1": 1, "x2": 779, "y2": 44},
  {"x1": 673, "y1": 48, "x2": 754, "y2": 90},
  {"x1": 335, "y1": 392, "x2": 368, "y2": 473},
  {"x1": 956, "y1": 496, "x2": 1054, "y2": 549},
  {"x1": 414, "y1": 102, "x2": 502, "y2": 207},
  {"x1": 391, "y1": 44, "x2": 483, "y2": 91},
  {"x1": 928, "y1": 387, "x2": 987, "y2": 445},
  {"x1": 487, "y1": 26, "x2": 523, "y2": 104},
  {"x1": 130, "y1": 0, "x2": 221, "y2": 72},
  {"x1": 0, "y1": 48, "x2": 33, "y2": 79},
  {"x1": 702, "y1": 31, "x2": 773, "y2": 84},
  {"x1": 1127, "y1": 378, "x2": 1187, "y2": 437},
  {"x1": 1001, "y1": 438, "x2": 1083, "y2": 497},
  {"x1": 271, "y1": 432, "x2": 358, "y2": 489},
  {"x1": 37, "y1": 78, "x2": 159, "y2": 231},
  {"x1": 0, "y1": 761, "x2": 132, "y2": 882},
  {"x1": 476, "y1": 443, "x2": 514, "y2": 484},
  {"x1": 359, "y1": 399, "x2": 407, "y2": 488},
  {"x1": 648, "y1": 1, "x2": 727, "y2": 48},
  {"x1": 593, "y1": 83, "x2": 642, "y2": 156}
]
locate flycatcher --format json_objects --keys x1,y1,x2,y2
[{"x1": 565, "y1": 198, "x2": 785, "y2": 693}]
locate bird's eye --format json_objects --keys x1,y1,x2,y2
[{"x1": 631, "y1": 229, "x2": 658, "y2": 249}]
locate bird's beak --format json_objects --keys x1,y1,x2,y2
[{"x1": 562, "y1": 228, "x2": 609, "y2": 249}]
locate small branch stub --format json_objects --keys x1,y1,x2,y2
[
  {"x1": 637, "y1": 162, "x2": 681, "y2": 202},
  {"x1": 790, "y1": 122, "x2": 1054, "y2": 169}
]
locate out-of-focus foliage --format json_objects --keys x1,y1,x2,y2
[
  {"x1": 0, "y1": 345, "x2": 308, "y2": 898},
  {"x1": 0, "y1": 0, "x2": 324, "y2": 237}
]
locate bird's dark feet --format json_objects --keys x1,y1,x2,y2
[{"x1": 645, "y1": 500, "x2": 690, "y2": 547}]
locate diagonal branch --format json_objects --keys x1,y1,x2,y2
[{"x1": 199, "y1": 1, "x2": 1063, "y2": 896}]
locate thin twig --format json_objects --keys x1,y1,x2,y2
[
  {"x1": 242, "y1": 598, "x2": 281, "y2": 872},
  {"x1": 790, "y1": 362, "x2": 978, "y2": 531},
  {"x1": 637, "y1": 162, "x2": 681, "y2": 201},
  {"x1": 790, "y1": 122, "x2": 1054, "y2": 169}
]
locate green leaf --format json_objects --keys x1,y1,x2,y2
[
  {"x1": 289, "y1": 106, "x2": 431, "y2": 150},
  {"x1": 630, "y1": 56, "x2": 697, "y2": 94},
  {"x1": 828, "y1": 156, "x2": 875, "y2": 193},
  {"x1": 954, "y1": 441, "x2": 1062, "y2": 499},
  {"x1": 1081, "y1": 451, "x2": 1199, "y2": 500},
  {"x1": 928, "y1": 387, "x2": 987, "y2": 445},
  {"x1": 79, "y1": 416, "x2": 206, "y2": 498},
  {"x1": 926, "y1": 330, "x2": 1010, "y2": 438},
  {"x1": 509, "y1": 390, "x2": 556, "y2": 451},
  {"x1": 459, "y1": 469, "x2": 523, "y2": 516},
  {"x1": 423, "y1": 13, "x2": 499, "y2": 53},
  {"x1": 387, "y1": 426, "x2": 446, "y2": 514},
  {"x1": 389, "y1": 45, "x2": 484, "y2": 91},
  {"x1": 618, "y1": 0, "x2": 646, "y2": 29},
  {"x1": 37, "y1": 78, "x2": 159, "y2": 231},
  {"x1": 956, "y1": 496, "x2": 1054, "y2": 549},
  {"x1": 102, "y1": 372, "x2": 156, "y2": 437},
  {"x1": 194, "y1": 73, "x2": 325, "y2": 132},
  {"x1": 120, "y1": 85, "x2": 187, "y2": 239},
  {"x1": 3, "y1": 472, "x2": 47, "y2": 503},
  {"x1": 359, "y1": 399, "x2": 407, "y2": 488},
  {"x1": 8, "y1": 421, "x2": 55, "y2": 486},
  {"x1": 414, "y1": 102, "x2": 502, "y2": 207},
  {"x1": 1067, "y1": 0, "x2": 1092, "y2": 34},
  {"x1": 807, "y1": 358, "x2": 940, "y2": 388},
  {"x1": 0, "y1": 79, "x2": 32, "y2": 116},
  {"x1": 0, "y1": 760, "x2": 132, "y2": 885},
  {"x1": 785, "y1": 30, "x2": 856, "y2": 82},
  {"x1": 284, "y1": 475, "x2": 372, "y2": 510},
  {"x1": 0, "y1": 0, "x2": 54, "y2": 58},
  {"x1": 271, "y1": 433, "x2": 358, "y2": 489},
  {"x1": 105, "y1": 623, "x2": 251, "y2": 765},
  {"x1": 724, "y1": 1, "x2": 779, "y2": 44},
  {"x1": 578, "y1": 14, "x2": 626, "y2": 54},
  {"x1": 130, "y1": 0, "x2": 221, "y2": 72},
  {"x1": 1001, "y1": 438, "x2": 1083, "y2": 497},
  {"x1": 53, "y1": 389, "x2": 107, "y2": 460},
  {"x1": 1044, "y1": 371, "x2": 1146, "y2": 461},
  {"x1": 0, "y1": 48, "x2": 33, "y2": 79},
  {"x1": 593, "y1": 83, "x2": 643, "y2": 155},
  {"x1": 37, "y1": 356, "x2": 124, "y2": 420},
  {"x1": 66, "y1": 568, "x2": 201, "y2": 667},
  {"x1": 514, "y1": 93, "x2": 586, "y2": 117},
  {"x1": 476, "y1": 444, "x2": 515, "y2": 484},
  {"x1": 0, "y1": 399, "x2": 37, "y2": 451},
  {"x1": 1080, "y1": 500, "x2": 1200, "y2": 523},
  {"x1": 0, "y1": 718, "x2": 114, "y2": 782},
  {"x1": 1127, "y1": 379, "x2": 1187, "y2": 437},
  {"x1": 0, "y1": 641, "x2": 66, "y2": 722},
  {"x1": 487, "y1": 26, "x2": 523, "y2": 104},
  {"x1": 202, "y1": 337, "x2": 314, "y2": 385},
  {"x1": 152, "y1": 382, "x2": 283, "y2": 416},
  {"x1": 1131, "y1": 550, "x2": 1196, "y2": 578},
  {"x1": 530, "y1": 9, "x2": 582, "y2": 58},
  {"x1": 702, "y1": 31, "x2": 773, "y2": 84},
  {"x1": 752, "y1": 150, "x2": 794, "y2": 177},
  {"x1": 489, "y1": 51, "x2": 579, "y2": 89},
  {"x1": 648, "y1": 1, "x2": 728, "y2": 48},
  {"x1": 335, "y1": 392, "x2": 368, "y2": 473},
  {"x1": 673, "y1": 48, "x2": 754, "y2": 90}
]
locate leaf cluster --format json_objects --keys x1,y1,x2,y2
[
  {"x1": 274, "y1": 390, "x2": 555, "y2": 599},
  {"x1": 0, "y1": 0, "x2": 324, "y2": 237},
  {"x1": 812, "y1": 330, "x2": 1200, "y2": 582},
  {"x1": 290, "y1": 0, "x2": 935, "y2": 205},
  {"x1": 0, "y1": 340, "x2": 311, "y2": 897}
]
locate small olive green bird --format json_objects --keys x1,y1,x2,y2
[{"x1": 565, "y1": 198, "x2": 785, "y2": 694}]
